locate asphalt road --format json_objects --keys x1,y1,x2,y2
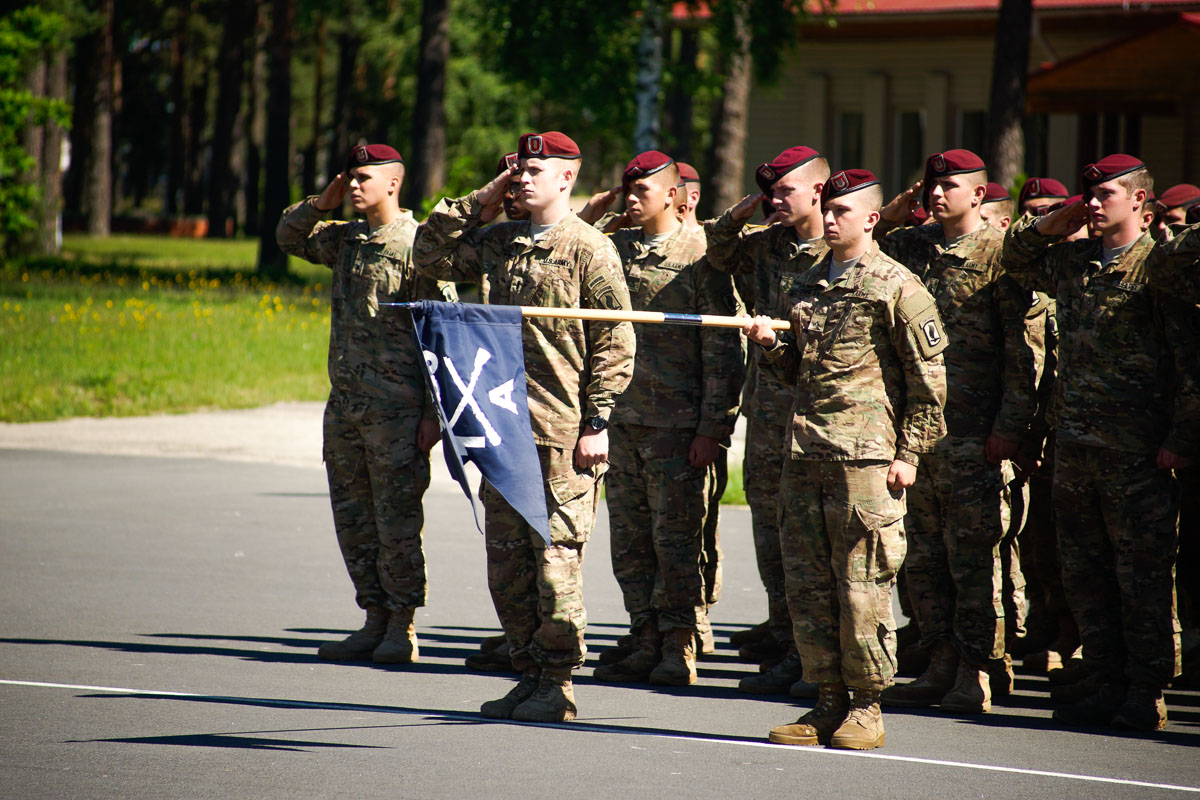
[{"x1": 2, "y1": 447, "x2": 1198, "y2": 799}]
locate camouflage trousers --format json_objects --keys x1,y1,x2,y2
[
  {"x1": 607, "y1": 424, "x2": 714, "y2": 633},
  {"x1": 1017, "y1": 440, "x2": 1077, "y2": 644},
  {"x1": 780, "y1": 458, "x2": 907, "y2": 691},
  {"x1": 704, "y1": 448, "x2": 726, "y2": 607},
  {"x1": 903, "y1": 435, "x2": 1008, "y2": 665},
  {"x1": 1054, "y1": 442, "x2": 1181, "y2": 687},
  {"x1": 1175, "y1": 465, "x2": 1200, "y2": 636},
  {"x1": 744, "y1": 417, "x2": 791, "y2": 645},
  {"x1": 1000, "y1": 477, "x2": 1030, "y2": 642},
  {"x1": 482, "y1": 444, "x2": 602, "y2": 672},
  {"x1": 323, "y1": 390, "x2": 430, "y2": 612}
]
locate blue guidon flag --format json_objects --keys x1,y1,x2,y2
[{"x1": 408, "y1": 301, "x2": 550, "y2": 544}]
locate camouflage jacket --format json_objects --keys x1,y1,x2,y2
[
  {"x1": 609, "y1": 225, "x2": 744, "y2": 438},
  {"x1": 1146, "y1": 221, "x2": 1200, "y2": 305},
  {"x1": 880, "y1": 222, "x2": 1039, "y2": 440},
  {"x1": 1002, "y1": 221, "x2": 1200, "y2": 456},
  {"x1": 412, "y1": 192, "x2": 636, "y2": 448},
  {"x1": 275, "y1": 198, "x2": 456, "y2": 409},
  {"x1": 761, "y1": 242, "x2": 948, "y2": 464},
  {"x1": 705, "y1": 210, "x2": 830, "y2": 425}
]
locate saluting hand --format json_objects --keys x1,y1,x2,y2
[
  {"x1": 1035, "y1": 200, "x2": 1090, "y2": 238},
  {"x1": 478, "y1": 164, "x2": 517, "y2": 224},
  {"x1": 881, "y1": 181, "x2": 922, "y2": 223},
  {"x1": 314, "y1": 173, "x2": 348, "y2": 212},
  {"x1": 578, "y1": 186, "x2": 621, "y2": 225},
  {"x1": 730, "y1": 192, "x2": 766, "y2": 222}
]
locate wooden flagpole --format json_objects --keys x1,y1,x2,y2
[{"x1": 384, "y1": 302, "x2": 791, "y2": 331}]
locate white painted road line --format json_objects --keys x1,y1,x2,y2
[{"x1": 3, "y1": 678, "x2": 1197, "y2": 794}]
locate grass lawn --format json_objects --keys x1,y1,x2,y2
[{"x1": 2, "y1": 233, "x2": 747, "y2": 504}]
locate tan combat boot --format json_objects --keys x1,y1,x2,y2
[
  {"x1": 939, "y1": 660, "x2": 991, "y2": 713},
  {"x1": 987, "y1": 653, "x2": 1014, "y2": 698},
  {"x1": 372, "y1": 607, "x2": 419, "y2": 664},
  {"x1": 466, "y1": 639, "x2": 516, "y2": 673},
  {"x1": 830, "y1": 688, "x2": 885, "y2": 750},
  {"x1": 512, "y1": 668, "x2": 577, "y2": 722},
  {"x1": 593, "y1": 622, "x2": 659, "y2": 683},
  {"x1": 881, "y1": 640, "x2": 958, "y2": 707},
  {"x1": 768, "y1": 682, "x2": 850, "y2": 746},
  {"x1": 480, "y1": 668, "x2": 540, "y2": 719},
  {"x1": 317, "y1": 606, "x2": 388, "y2": 661},
  {"x1": 649, "y1": 627, "x2": 698, "y2": 686}
]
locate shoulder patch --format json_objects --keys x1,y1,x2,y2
[{"x1": 896, "y1": 288, "x2": 949, "y2": 360}]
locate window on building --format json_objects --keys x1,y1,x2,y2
[
  {"x1": 895, "y1": 110, "x2": 925, "y2": 190},
  {"x1": 957, "y1": 110, "x2": 987, "y2": 155},
  {"x1": 836, "y1": 111, "x2": 863, "y2": 169}
]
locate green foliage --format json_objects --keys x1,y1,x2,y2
[{"x1": 0, "y1": 6, "x2": 71, "y2": 256}]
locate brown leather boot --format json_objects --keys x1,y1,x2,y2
[
  {"x1": 317, "y1": 606, "x2": 388, "y2": 661},
  {"x1": 593, "y1": 622, "x2": 659, "y2": 683},
  {"x1": 830, "y1": 688, "x2": 885, "y2": 750},
  {"x1": 372, "y1": 607, "x2": 419, "y2": 664},
  {"x1": 881, "y1": 641, "x2": 958, "y2": 707},
  {"x1": 512, "y1": 669, "x2": 577, "y2": 722},
  {"x1": 480, "y1": 668, "x2": 540, "y2": 719},
  {"x1": 768, "y1": 682, "x2": 849, "y2": 746},
  {"x1": 939, "y1": 660, "x2": 992, "y2": 713},
  {"x1": 649, "y1": 627, "x2": 698, "y2": 686}
]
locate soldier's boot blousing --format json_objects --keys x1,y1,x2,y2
[
  {"x1": 881, "y1": 640, "x2": 958, "y2": 708},
  {"x1": 830, "y1": 689, "x2": 886, "y2": 750},
  {"x1": 768, "y1": 682, "x2": 850, "y2": 746},
  {"x1": 740, "y1": 649, "x2": 805, "y2": 695},
  {"x1": 372, "y1": 607, "x2": 419, "y2": 664},
  {"x1": 480, "y1": 668, "x2": 540, "y2": 719},
  {"x1": 696, "y1": 614, "x2": 716, "y2": 657},
  {"x1": 939, "y1": 661, "x2": 992, "y2": 713},
  {"x1": 317, "y1": 606, "x2": 388, "y2": 661},
  {"x1": 1111, "y1": 686, "x2": 1169, "y2": 732},
  {"x1": 593, "y1": 622, "x2": 660, "y2": 683},
  {"x1": 511, "y1": 669, "x2": 577, "y2": 723},
  {"x1": 730, "y1": 620, "x2": 772, "y2": 647},
  {"x1": 649, "y1": 627, "x2": 698, "y2": 686}
]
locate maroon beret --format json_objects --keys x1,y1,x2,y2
[
  {"x1": 623, "y1": 150, "x2": 675, "y2": 186},
  {"x1": 983, "y1": 182, "x2": 1010, "y2": 204},
  {"x1": 1081, "y1": 154, "x2": 1145, "y2": 190},
  {"x1": 346, "y1": 144, "x2": 403, "y2": 172},
  {"x1": 1019, "y1": 177, "x2": 1070, "y2": 207},
  {"x1": 755, "y1": 146, "x2": 821, "y2": 193},
  {"x1": 677, "y1": 162, "x2": 700, "y2": 183},
  {"x1": 821, "y1": 169, "x2": 880, "y2": 205},
  {"x1": 518, "y1": 131, "x2": 581, "y2": 160},
  {"x1": 1157, "y1": 183, "x2": 1200, "y2": 211},
  {"x1": 923, "y1": 149, "x2": 986, "y2": 207},
  {"x1": 496, "y1": 152, "x2": 518, "y2": 176},
  {"x1": 906, "y1": 205, "x2": 930, "y2": 226}
]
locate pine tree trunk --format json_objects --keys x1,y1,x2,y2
[
  {"x1": 166, "y1": 0, "x2": 191, "y2": 216},
  {"x1": 325, "y1": 32, "x2": 358, "y2": 219},
  {"x1": 257, "y1": 0, "x2": 293, "y2": 279},
  {"x1": 633, "y1": 0, "x2": 664, "y2": 153},
  {"x1": 40, "y1": 52, "x2": 68, "y2": 253},
  {"x1": 666, "y1": 27, "x2": 697, "y2": 162},
  {"x1": 303, "y1": 18, "x2": 325, "y2": 196},
  {"x1": 706, "y1": 1, "x2": 752, "y2": 216},
  {"x1": 207, "y1": 0, "x2": 253, "y2": 237},
  {"x1": 86, "y1": 0, "x2": 114, "y2": 236},
  {"x1": 405, "y1": 0, "x2": 449, "y2": 210},
  {"x1": 986, "y1": 0, "x2": 1032, "y2": 190},
  {"x1": 184, "y1": 69, "x2": 208, "y2": 215},
  {"x1": 244, "y1": 4, "x2": 268, "y2": 237}
]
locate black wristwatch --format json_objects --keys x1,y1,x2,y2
[{"x1": 586, "y1": 415, "x2": 609, "y2": 432}]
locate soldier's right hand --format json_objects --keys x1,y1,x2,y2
[
  {"x1": 478, "y1": 164, "x2": 518, "y2": 223},
  {"x1": 1034, "y1": 200, "x2": 1090, "y2": 238},
  {"x1": 578, "y1": 186, "x2": 621, "y2": 225},
  {"x1": 741, "y1": 314, "x2": 777, "y2": 347},
  {"x1": 314, "y1": 173, "x2": 348, "y2": 212},
  {"x1": 881, "y1": 181, "x2": 922, "y2": 223},
  {"x1": 730, "y1": 192, "x2": 766, "y2": 222}
]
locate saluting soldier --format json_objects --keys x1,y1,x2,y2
[
  {"x1": 413, "y1": 131, "x2": 635, "y2": 723},
  {"x1": 275, "y1": 144, "x2": 456, "y2": 665}
]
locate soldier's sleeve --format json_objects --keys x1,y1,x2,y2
[
  {"x1": 411, "y1": 192, "x2": 490, "y2": 283},
  {"x1": 580, "y1": 239, "x2": 636, "y2": 423},
  {"x1": 1159, "y1": 292, "x2": 1200, "y2": 458},
  {"x1": 759, "y1": 329, "x2": 801, "y2": 383},
  {"x1": 696, "y1": 261, "x2": 745, "y2": 440},
  {"x1": 704, "y1": 209, "x2": 759, "y2": 276},
  {"x1": 275, "y1": 197, "x2": 346, "y2": 267},
  {"x1": 877, "y1": 225, "x2": 915, "y2": 264},
  {"x1": 1000, "y1": 216, "x2": 1065, "y2": 296},
  {"x1": 889, "y1": 277, "x2": 949, "y2": 465},
  {"x1": 1018, "y1": 296, "x2": 1055, "y2": 462},
  {"x1": 1147, "y1": 222, "x2": 1200, "y2": 304},
  {"x1": 992, "y1": 274, "x2": 1040, "y2": 440}
]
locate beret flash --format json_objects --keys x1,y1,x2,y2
[
  {"x1": 346, "y1": 143, "x2": 403, "y2": 172},
  {"x1": 821, "y1": 169, "x2": 880, "y2": 205},
  {"x1": 622, "y1": 150, "x2": 675, "y2": 189},
  {"x1": 518, "y1": 131, "x2": 581, "y2": 160},
  {"x1": 1081, "y1": 154, "x2": 1145, "y2": 194},
  {"x1": 1019, "y1": 177, "x2": 1070, "y2": 208},
  {"x1": 755, "y1": 145, "x2": 821, "y2": 194},
  {"x1": 496, "y1": 152, "x2": 519, "y2": 176},
  {"x1": 922, "y1": 149, "x2": 986, "y2": 208}
]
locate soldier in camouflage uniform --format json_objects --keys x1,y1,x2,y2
[
  {"x1": 413, "y1": 131, "x2": 635, "y2": 723},
  {"x1": 591, "y1": 152, "x2": 743, "y2": 688},
  {"x1": 745, "y1": 169, "x2": 947, "y2": 751},
  {"x1": 1003, "y1": 154, "x2": 1200, "y2": 732},
  {"x1": 276, "y1": 144, "x2": 456, "y2": 665},
  {"x1": 705, "y1": 147, "x2": 830, "y2": 686},
  {"x1": 876, "y1": 150, "x2": 1039, "y2": 715}
]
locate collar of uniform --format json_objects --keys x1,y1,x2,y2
[
  {"x1": 514, "y1": 213, "x2": 573, "y2": 249},
  {"x1": 353, "y1": 209, "x2": 415, "y2": 243},
  {"x1": 637, "y1": 223, "x2": 686, "y2": 257},
  {"x1": 1082, "y1": 231, "x2": 1153, "y2": 275}
]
